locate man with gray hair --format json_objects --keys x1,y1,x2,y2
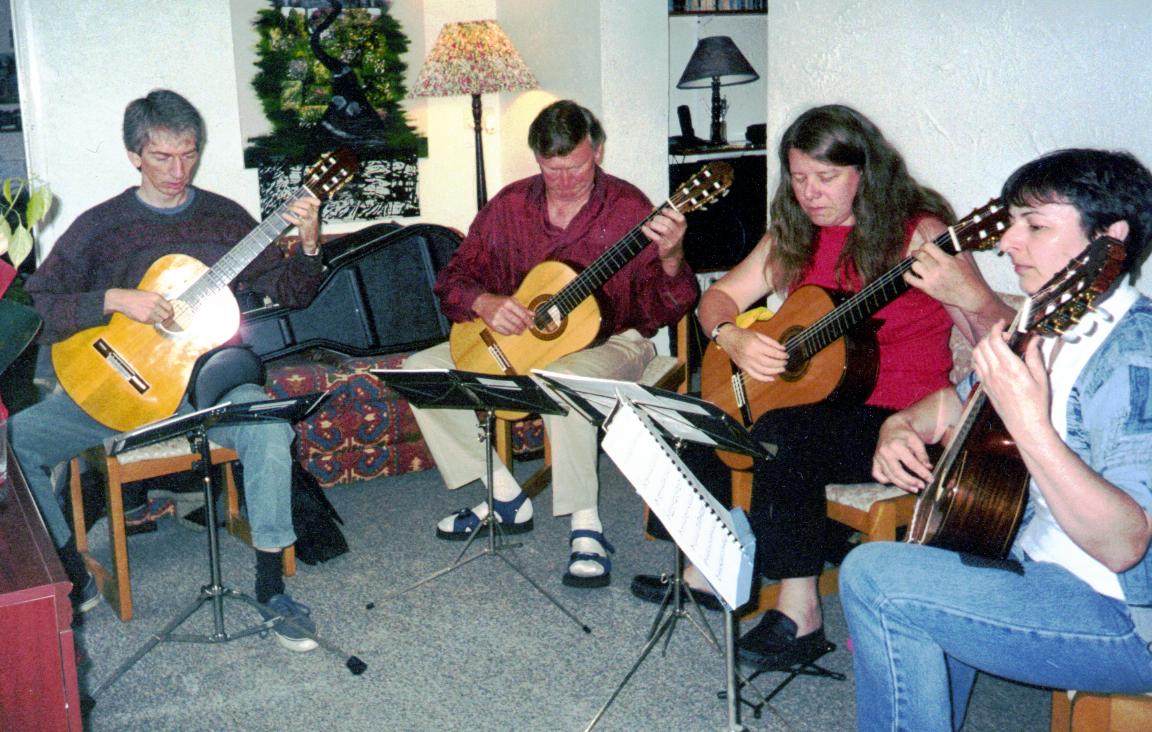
[{"x1": 11, "y1": 89, "x2": 325, "y2": 652}]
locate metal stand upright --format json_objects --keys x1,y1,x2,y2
[
  {"x1": 92, "y1": 396, "x2": 365, "y2": 699},
  {"x1": 370, "y1": 368, "x2": 589, "y2": 634}
]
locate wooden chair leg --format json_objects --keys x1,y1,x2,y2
[
  {"x1": 495, "y1": 418, "x2": 514, "y2": 468},
  {"x1": 68, "y1": 459, "x2": 88, "y2": 555},
  {"x1": 78, "y1": 456, "x2": 133, "y2": 622},
  {"x1": 1051, "y1": 691, "x2": 1072, "y2": 732}
]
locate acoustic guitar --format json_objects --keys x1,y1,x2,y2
[
  {"x1": 700, "y1": 200, "x2": 1010, "y2": 470},
  {"x1": 51, "y1": 149, "x2": 357, "y2": 432},
  {"x1": 448, "y1": 161, "x2": 734, "y2": 419},
  {"x1": 906, "y1": 236, "x2": 1127, "y2": 559}
]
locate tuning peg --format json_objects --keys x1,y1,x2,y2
[{"x1": 1086, "y1": 303, "x2": 1114, "y2": 323}]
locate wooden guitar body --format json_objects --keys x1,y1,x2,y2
[
  {"x1": 449, "y1": 261, "x2": 601, "y2": 419},
  {"x1": 51, "y1": 254, "x2": 241, "y2": 432},
  {"x1": 700, "y1": 285, "x2": 878, "y2": 470},
  {"x1": 906, "y1": 399, "x2": 1030, "y2": 558}
]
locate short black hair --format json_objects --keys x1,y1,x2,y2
[
  {"x1": 527, "y1": 100, "x2": 605, "y2": 158},
  {"x1": 122, "y1": 89, "x2": 205, "y2": 154},
  {"x1": 1002, "y1": 148, "x2": 1152, "y2": 275}
]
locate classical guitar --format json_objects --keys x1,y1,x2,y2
[
  {"x1": 700, "y1": 200, "x2": 1010, "y2": 470},
  {"x1": 907, "y1": 236, "x2": 1127, "y2": 559},
  {"x1": 448, "y1": 161, "x2": 734, "y2": 418},
  {"x1": 51, "y1": 150, "x2": 357, "y2": 432}
]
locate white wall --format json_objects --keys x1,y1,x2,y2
[
  {"x1": 11, "y1": 0, "x2": 669, "y2": 256},
  {"x1": 12, "y1": 0, "x2": 260, "y2": 255},
  {"x1": 766, "y1": 0, "x2": 1152, "y2": 294}
]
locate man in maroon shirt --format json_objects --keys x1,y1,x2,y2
[{"x1": 405, "y1": 100, "x2": 697, "y2": 587}]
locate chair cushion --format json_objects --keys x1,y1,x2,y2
[
  {"x1": 825, "y1": 482, "x2": 909, "y2": 512},
  {"x1": 115, "y1": 436, "x2": 230, "y2": 465}
]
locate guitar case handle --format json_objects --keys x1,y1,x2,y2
[{"x1": 187, "y1": 345, "x2": 266, "y2": 409}]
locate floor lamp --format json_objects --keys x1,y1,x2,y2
[{"x1": 414, "y1": 20, "x2": 538, "y2": 211}]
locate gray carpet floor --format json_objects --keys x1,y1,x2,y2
[{"x1": 74, "y1": 457, "x2": 1051, "y2": 731}]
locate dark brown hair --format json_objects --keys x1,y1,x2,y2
[{"x1": 767, "y1": 105, "x2": 954, "y2": 291}]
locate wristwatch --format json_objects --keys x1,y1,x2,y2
[{"x1": 710, "y1": 321, "x2": 734, "y2": 343}]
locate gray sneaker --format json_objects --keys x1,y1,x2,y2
[
  {"x1": 261, "y1": 594, "x2": 318, "y2": 652},
  {"x1": 70, "y1": 575, "x2": 102, "y2": 615}
]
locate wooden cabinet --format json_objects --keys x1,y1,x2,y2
[{"x1": 0, "y1": 444, "x2": 83, "y2": 731}]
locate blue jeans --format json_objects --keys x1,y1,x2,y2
[
  {"x1": 10, "y1": 382, "x2": 296, "y2": 550},
  {"x1": 840, "y1": 542, "x2": 1152, "y2": 731}
]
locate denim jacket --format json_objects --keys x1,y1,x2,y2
[{"x1": 1065, "y1": 296, "x2": 1152, "y2": 605}]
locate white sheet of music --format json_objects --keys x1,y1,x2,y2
[{"x1": 602, "y1": 398, "x2": 755, "y2": 611}]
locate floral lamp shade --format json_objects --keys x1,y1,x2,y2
[{"x1": 413, "y1": 20, "x2": 538, "y2": 98}]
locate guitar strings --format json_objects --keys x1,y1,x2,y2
[
  {"x1": 532, "y1": 176, "x2": 721, "y2": 330},
  {"x1": 732, "y1": 209, "x2": 1004, "y2": 390}
]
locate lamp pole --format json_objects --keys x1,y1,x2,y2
[
  {"x1": 709, "y1": 76, "x2": 728, "y2": 145},
  {"x1": 471, "y1": 93, "x2": 487, "y2": 210}
]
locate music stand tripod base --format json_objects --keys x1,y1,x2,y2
[
  {"x1": 92, "y1": 395, "x2": 365, "y2": 699},
  {"x1": 369, "y1": 368, "x2": 590, "y2": 634}
]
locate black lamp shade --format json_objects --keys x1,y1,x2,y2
[{"x1": 677, "y1": 36, "x2": 759, "y2": 89}]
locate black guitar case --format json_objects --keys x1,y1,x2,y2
[{"x1": 239, "y1": 223, "x2": 461, "y2": 360}]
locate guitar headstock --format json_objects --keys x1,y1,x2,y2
[
  {"x1": 669, "y1": 162, "x2": 734, "y2": 214},
  {"x1": 303, "y1": 149, "x2": 358, "y2": 200},
  {"x1": 949, "y1": 198, "x2": 1010, "y2": 253},
  {"x1": 1025, "y1": 235, "x2": 1127, "y2": 337}
]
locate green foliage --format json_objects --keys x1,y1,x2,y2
[
  {"x1": 0, "y1": 177, "x2": 52, "y2": 270},
  {"x1": 248, "y1": 5, "x2": 424, "y2": 164}
]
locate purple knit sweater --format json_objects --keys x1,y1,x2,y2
[{"x1": 27, "y1": 187, "x2": 324, "y2": 345}]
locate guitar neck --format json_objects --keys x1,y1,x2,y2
[
  {"x1": 531, "y1": 209, "x2": 659, "y2": 330},
  {"x1": 181, "y1": 188, "x2": 313, "y2": 308},
  {"x1": 786, "y1": 230, "x2": 953, "y2": 358}
]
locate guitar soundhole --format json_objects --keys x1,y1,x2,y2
[
  {"x1": 778, "y1": 326, "x2": 810, "y2": 383},
  {"x1": 528, "y1": 294, "x2": 566, "y2": 342},
  {"x1": 157, "y1": 300, "x2": 192, "y2": 337}
]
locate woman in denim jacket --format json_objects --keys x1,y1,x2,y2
[{"x1": 841, "y1": 148, "x2": 1152, "y2": 731}]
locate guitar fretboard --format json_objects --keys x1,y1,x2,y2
[{"x1": 176, "y1": 188, "x2": 313, "y2": 312}]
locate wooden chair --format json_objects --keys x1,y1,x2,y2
[
  {"x1": 494, "y1": 315, "x2": 692, "y2": 497},
  {"x1": 69, "y1": 438, "x2": 296, "y2": 622},
  {"x1": 721, "y1": 317, "x2": 998, "y2": 616},
  {"x1": 1051, "y1": 690, "x2": 1152, "y2": 731},
  {"x1": 730, "y1": 470, "x2": 916, "y2": 616}
]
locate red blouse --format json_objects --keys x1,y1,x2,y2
[{"x1": 793, "y1": 219, "x2": 953, "y2": 410}]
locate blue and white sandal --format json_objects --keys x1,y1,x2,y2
[
  {"x1": 562, "y1": 529, "x2": 615, "y2": 588},
  {"x1": 435, "y1": 492, "x2": 534, "y2": 540}
]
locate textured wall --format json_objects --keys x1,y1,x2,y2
[{"x1": 767, "y1": 0, "x2": 1152, "y2": 293}]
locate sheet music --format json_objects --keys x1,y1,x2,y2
[
  {"x1": 601, "y1": 398, "x2": 755, "y2": 610},
  {"x1": 532, "y1": 369, "x2": 721, "y2": 446}
]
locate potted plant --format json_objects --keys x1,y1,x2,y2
[
  {"x1": 0, "y1": 176, "x2": 52, "y2": 416},
  {"x1": 0, "y1": 175, "x2": 52, "y2": 304}
]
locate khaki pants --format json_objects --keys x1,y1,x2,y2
[{"x1": 404, "y1": 330, "x2": 655, "y2": 515}]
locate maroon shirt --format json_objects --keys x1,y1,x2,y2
[{"x1": 435, "y1": 168, "x2": 698, "y2": 337}]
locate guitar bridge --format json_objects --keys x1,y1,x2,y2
[
  {"x1": 731, "y1": 373, "x2": 753, "y2": 426},
  {"x1": 93, "y1": 338, "x2": 150, "y2": 395},
  {"x1": 479, "y1": 330, "x2": 516, "y2": 375}
]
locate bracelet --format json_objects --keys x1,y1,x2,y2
[{"x1": 710, "y1": 321, "x2": 734, "y2": 343}]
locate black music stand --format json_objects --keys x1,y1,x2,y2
[
  {"x1": 370, "y1": 368, "x2": 589, "y2": 633},
  {"x1": 92, "y1": 393, "x2": 366, "y2": 699},
  {"x1": 534, "y1": 371, "x2": 769, "y2": 732}
]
